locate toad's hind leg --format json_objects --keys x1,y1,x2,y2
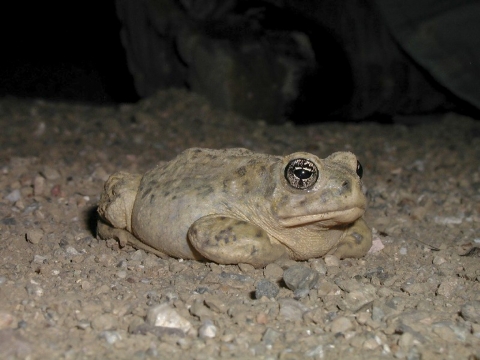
[
  {"x1": 188, "y1": 215, "x2": 286, "y2": 268},
  {"x1": 330, "y1": 218, "x2": 372, "y2": 259}
]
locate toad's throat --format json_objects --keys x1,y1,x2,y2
[{"x1": 278, "y1": 207, "x2": 364, "y2": 227}]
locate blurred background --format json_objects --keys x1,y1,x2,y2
[{"x1": 1, "y1": 0, "x2": 479, "y2": 123}]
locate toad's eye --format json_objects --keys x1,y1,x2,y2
[
  {"x1": 284, "y1": 158, "x2": 319, "y2": 190},
  {"x1": 356, "y1": 160, "x2": 363, "y2": 179}
]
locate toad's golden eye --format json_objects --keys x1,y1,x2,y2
[{"x1": 284, "y1": 158, "x2": 319, "y2": 190}]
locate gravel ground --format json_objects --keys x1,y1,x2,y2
[{"x1": 0, "y1": 89, "x2": 479, "y2": 359}]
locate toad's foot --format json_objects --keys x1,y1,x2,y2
[
  {"x1": 330, "y1": 218, "x2": 372, "y2": 259},
  {"x1": 97, "y1": 220, "x2": 169, "y2": 259},
  {"x1": 188, "y1": 215, "x2": 287, "y2": 268}
]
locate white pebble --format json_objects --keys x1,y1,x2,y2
[
  {"x1": 26, "y1": 281, "x2": 44, "y2": 297},
  {"x1": 65, "y1": 246, "x2": 81, "y2": 256},
  {"x1": 5, "y1": 189, "x2": 21, "y2": 202},
  {"x1": 199, "y1": 320, "x2": 217, "y2": 338},
  {"x1": 146, "y1": 303, "x2": 192, "y2": 333},
  {"x1": 33, "y1": 255, "x2": 48, "y2": 264},
  {"x1": 324, "y1": 255, "x2": 340, "y2": 267},
  {"x1": 99, "y1": 330, "x2": 122, "y2": 344}
]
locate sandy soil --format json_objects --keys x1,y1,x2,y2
[{"x1": 0, "y1": 90, "x2": 479, "y2": 359}]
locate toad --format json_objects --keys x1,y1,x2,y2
[{"x1": 97, "y1": 148, "x2": 372, "y2": 267}]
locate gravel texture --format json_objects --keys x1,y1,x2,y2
[{"x1": 0, "y1": 89, "x2": 480, "y2": 359}]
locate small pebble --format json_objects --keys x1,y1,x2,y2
[
  {"x1": 308, "y1": 259, "x2": 327, "y2": 275},
  {"x1": 92, "y1": 167, "x2": 109, "y2": 181},
  {"x1": 146, "y1": 303, "x2": 192, "y2": 333},
  {"x1": 460, "y1": 301, "x2": 480, "y2": 324},
  {"x1": 329, "y1": 316, "x2": 353, "y2": 334},
  {"x1": 204, "y1": 297, "x2": 228, "y2": 313},
  {"x1": 65, "y1": 246, "x2": 81, "y2": 256},
  {"x1": 398, "y1": 332, "x2": 414, "y2": 351},
  {"x1": 198, "y1": 320, "x2": 217, "y2": 339},
  {"x1": 5, "y1": 189, "x2": 21, "y2": 203},
  {"x1": 25, "y1": 281, "x2": 44, "y2": 297},
  {"x1": 42, "y1": 166, "x2": 61, "y2": 180},
  {"x1": 33, "y1": 175, "x2": 45, "y2": 196},
  {"x1": 0, "y1": 329, "x2": 32, "y2": 358},
  {"x1": 26, "y1": 229, "x2": 44, "y2": 244},
  {"x1": 130, "y1": 249, "x2": 146, "y2": 261},
  {"x1": 50, "y1": 184, "x2": 62, "y2": 197},
  {"x1": 256, "y1": 312, "x2": 268, "y2": 325},
  {"x1": 0, "y1": 312, "x2": 14, "y2": 330},
  {"x1": 81, "y1": 281, "x2": 92, "y2": 290},
  {"x1": 437, "y1": 277, "x2": 460, "y2": 298},
  {"x1": 277, "y1": 299, "x2": 308, "y2": 322},
  {"x1": 343, "y1": 285, "x2": 377, "y2": 312},
  {"x1": 33, "y1": 255, "x2": 48, "y2": 264},
  {"x1": 432, "y1": 323, "x2": 458, "y2": 342},
  {"x1": 432, "y1": 256, "x2": 446, "y2": 265},
  {"x1": 238, "y1": 263, "x2": 255, "y2": 273},
  {"x1": 324, "y1": 255, "x2": 340, "y2": 267},
  {"x1": 283, "y1": 264, "x2": 319, "y2": 297},
  {"x1": 255, "y1": 279, "x2": 279, "y2": 299},
  {"x1": 116, "y1": 271, "x2": 127, "y2": 279},
  {"x1": 262, "y1": 327, "x2": 282, "y2": 345},
  {"x1": 219, "y1": 271, "x2": 252, "y2": 282},
  {"x1": 263, "y1": 263, "x2": 284, "y2": 281},
  {"x1": 99, "y1": 330, "x2": 122, "y2": 344},
  {"x1": 91, "y1": 314, "x2": 118, "y2": 331},
  {"x1": 363, "y1": 335, "x2": 382, "y2": 350},
  {"x1": 189, "y1": 300, "x2": 213, "y2": 320}
]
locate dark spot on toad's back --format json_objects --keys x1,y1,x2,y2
[
  {"x1": 352, "y1": 232, "x2": 363, "y2": 244},
  {"x1": 141, "y1": 186, "x2": 153, "y2": 199},
  {"x1": 147, "y1": 179, "x2": 160, "y2": 188},
  {"x1": 236, "y1": 166, "x2": 246, "y2": 176},
  {"x1": 255, "y1": 230, "x2": 263, "y2": 238},
  {"x1": 196, "y1": 185, "x2": 214, "y2": 197},
  {"x1": 149, "y1": 194, "x2": 155, "y2": 203},
  {"x1": 162, "y1": 179, "x2": 175, "y2": 190}
]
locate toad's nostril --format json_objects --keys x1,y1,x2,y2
[{"x1": 340, "y1": 180, "x2": 351, "y2": 193}]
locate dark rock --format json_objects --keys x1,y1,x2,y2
[
  {"x1": 255, "y1": 279, "x2": 280, "y2": 299},
  {"x1": 283, "y1": 264, "x2": 319, "y2": 295}
]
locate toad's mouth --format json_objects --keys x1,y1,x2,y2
[{"x1": 278, "y1": 207, "x2": 364, "y2": 227}]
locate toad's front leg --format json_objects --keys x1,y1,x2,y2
[
  {"x1": 188, "y1": 215, "x2": 287, "y2": 268},
  {"x1": 330, "y1": 218, "x2": 372, "y2": 259}
]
